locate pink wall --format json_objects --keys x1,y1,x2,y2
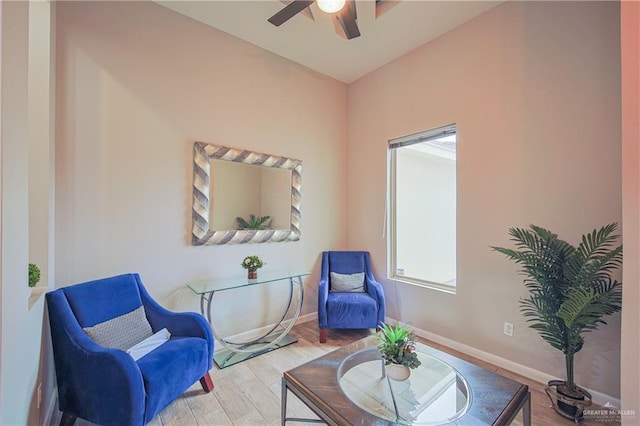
[
  {"x1": 55, "y1": 2, "x2": 348, "y2": 328},
  {"x1": 348, "y1": 1, "x2": 622, "y2": 398},
  {"x1": 621, "y1": 0, "x2": 640, "y2": 417}
]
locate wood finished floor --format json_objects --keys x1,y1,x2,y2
[{"x1": 52, "y1": 320, "x2": 619, "y2": 426}]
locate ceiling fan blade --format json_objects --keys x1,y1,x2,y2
[
  {"x1": 336, "y1": 0, "x2": 360, "y2": 39},
  {"x1": 268, "y1": 0, "x2": 315, "y2": 27}
]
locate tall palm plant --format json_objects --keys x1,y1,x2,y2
[{"x1": 491, "y1": 223, "x2": 622, "y2": 399}]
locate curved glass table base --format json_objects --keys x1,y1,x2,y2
[{"x1": 186, "y1": 272, "x2": 308, "y2": 368}]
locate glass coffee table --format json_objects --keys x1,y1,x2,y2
[{"x1": 282, "y1": 336, "x2": 530, "y2": 425}]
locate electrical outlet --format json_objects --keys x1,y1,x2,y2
[
  {"x1": 397, "y1": 268, "x2": 405, "y2": 275},
  {"x1": 37, "y1": 382, "x2": 42, "y2": 409},
  {"x1": 503, "y1": 322, "x2": 514, "y2": 337}
]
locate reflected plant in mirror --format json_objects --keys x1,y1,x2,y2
[
  {"x1": 192, "y1": 142, "x2": 302, "y2": 245},
  {"x1": 236, "y1": 214, "x2": 273, "y2": 230}
]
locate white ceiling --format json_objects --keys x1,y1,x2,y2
[{"x1": 157, "y1": 1, "x2": 501, "y2": 84}]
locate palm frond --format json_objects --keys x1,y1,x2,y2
[
  {"x1": 235, "y1": 214, "x2": 273, "y2": 230},
  {"x1": 566, "y1": 245, "x2": 623, "y2": 287},
  {"x1": 592, "y1": 276, "x2": 623, "y2": 296},
  {"x1": 566, "y1": 224, "x2": 622, "y2": 287},
  {"x1": 493, "y1": 225, "x2": 574, "y2": 301},
  {"x1": 520, "y1": 296, "x2": 566, "y2": 351},
  {"x1": 557, "y1": 287, "x2": 599, "y2": 330}
]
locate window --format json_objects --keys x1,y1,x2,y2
[{"x1": 388, "y1": 124, "x2": 457, "y2": 292}]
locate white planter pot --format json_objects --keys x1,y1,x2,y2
[{"x1": 386, "y1": 363, "x2": 411, "y2": 381}]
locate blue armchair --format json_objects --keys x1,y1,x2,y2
[
  {"x1": 46, "y1": 273, "x2": 214, "y2": 426},
  {"x1": 318, "y1": 251, "x2": 386, "y2": 343}
]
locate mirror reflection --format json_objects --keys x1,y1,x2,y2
[
  {"x1": 210, "y1": 160, "x2": 292, "y2": 231},
  {"x1": 191, "y1": 142, "x2": 302, "y2": 245}
]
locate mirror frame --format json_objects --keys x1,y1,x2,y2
[{"x1": 192, "y1": 142, "x2": 302, "y2": 245}]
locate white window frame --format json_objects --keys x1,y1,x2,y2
[{"x1": 387, "y1": 124, "x2": 457, "y2": 293}]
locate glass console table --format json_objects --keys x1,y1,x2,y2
[{"x1": 186, "y1": 271, "x2": 309, "y2": 368}]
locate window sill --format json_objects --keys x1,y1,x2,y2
[
  {"x1": 29, "y1": 285, "x2": 47, "y2": 309},
  {"x1": 388, "y1": 275, "x2": 457, "y2": 295}
]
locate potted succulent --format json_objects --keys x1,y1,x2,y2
[
  {"x1": 29, "y1": 263, "x2": 41, "y2": 288},
  {"x1": 241, "y1": 255, "x2": 265, "y2": 280},
  {"x1": 377, "y1": 322, "x2": 422, "y2": 381},
  {"x1": 492, "y1": 223, "x2": 622, "y2": 421}
]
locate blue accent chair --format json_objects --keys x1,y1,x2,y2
[
  {"x1": 318, "y1": 251, "x2": 386, "y2": 343},
  {"x1": 46, "y1": 273, "x2": 214, "y2": 426}
]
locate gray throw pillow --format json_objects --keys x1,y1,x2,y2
[
  {"x1": 83, "y1": 306, "x2": 154, "y2": 351},
  {"x1": 330, "y1": 272, "x2": 365, "y2": 292}
]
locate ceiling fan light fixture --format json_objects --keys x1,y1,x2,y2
[{"x1": 317, "y1": 0, "x2": 346, "y2": 14}]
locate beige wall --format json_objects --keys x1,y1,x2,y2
[
  {"x1": 621, "y1": 0, "x2": 640, "y2": 418},
  {"x1": 348, "y1": 1, "x2": 621, "y2": 398},
  {"x1": 28, "y1": 1, "x2": 53, "y2": 292},
  {"x1": 1, "y1": 2, "x2": 55, "y2": 425},
  {"x1": 55, "y1": 1, "x2": 348, "y2": 332}
]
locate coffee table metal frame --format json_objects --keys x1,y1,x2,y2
[
  {"x1": 281, "y1": 336, "x2": 531, "y2": 425},
  {"x1": 186, "y1": 271, "x2": 309, "y2": 368}
]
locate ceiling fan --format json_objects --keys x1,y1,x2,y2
[{"x1": 268, "y1": 0, "x2": 361, "y2": 40}]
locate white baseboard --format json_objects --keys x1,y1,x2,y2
[
  {"x1": 389, "y1": 317, "x2": 620, "y2": 408},
  {"x1": 44, "y1": 387, "x2": 57, "y2": 426},
  {"x1": 293, "y1": 312, "x2": 316, "y2": 324}
]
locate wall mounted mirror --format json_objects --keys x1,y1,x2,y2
[{"x1": 192, "y1": 142, "x2": 302, "y2": 245}]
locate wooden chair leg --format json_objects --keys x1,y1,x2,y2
[
  {"x1": 319, "y1": 328, "x2": 327, "y2": 343},
  {"x1": 200, "y1": 372, "x2": 214, "y2": 393},
  {"x1": 60, "y1": 412, "x2": 76, "y2": 426}
]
